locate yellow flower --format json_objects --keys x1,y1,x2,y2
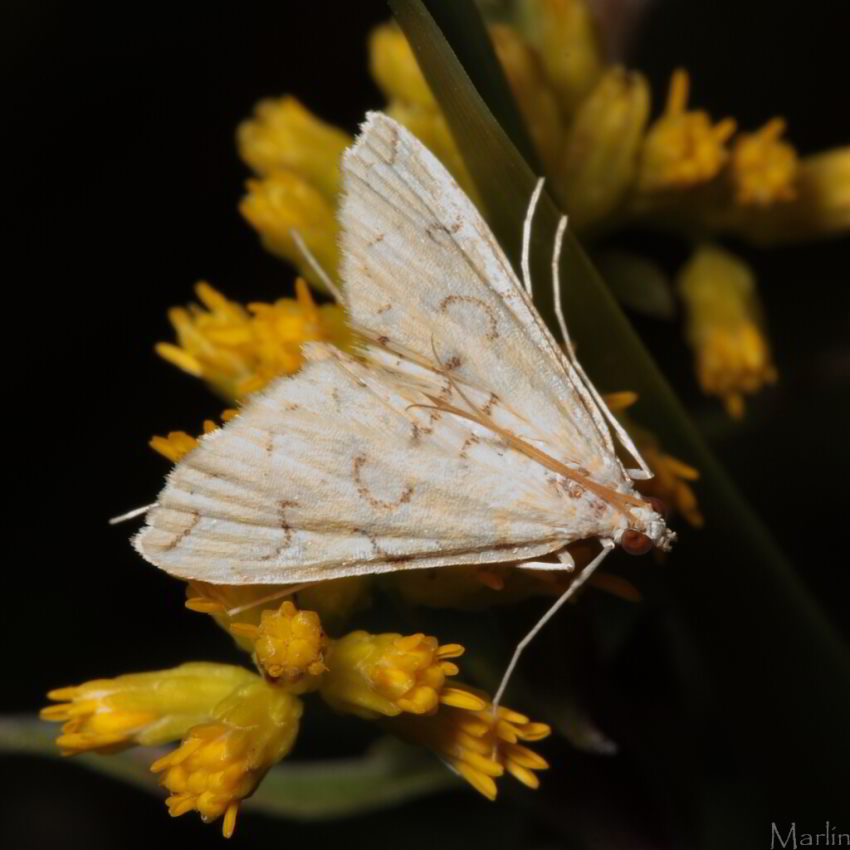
[
  {"x1": 600, "y1": 391, "x2": 703, "y2": 527},
  {"x1": 320, "y1": 630, "x2": 466, "y2": 719},
  {"x1": 730, "y1": 118, "x2": 797, "y2": 206},
  {"x1": 513, "y1": 0, "x2": 604, "y2": 116},
  {"x1": 678, "y1": 244, "x2": 777, "y2": 418},
  {"x1": 557, "y1": 66, "x2": 650, "y2": 230},
  {"x1": 488, "y1": 22, "x2": 564, "y2": 176},
  {"x1": 230, "y1": 601, "x2": 328, "y2": 691},
  {"x1": 633, "y1": 430, "x2": 704, "y2": 529},
  {"x1": 386, "y1": 685, "x2": 550, "y2": 800},
  {"x1": 184, "y1": 581, "x2": 297, "y2": 654},
  {"x1": 721, "y1": 146, "x2": 850, "y2": 244},
  {"x1": 240, "y1": 171, "x2": 341, "y2": 291},
  {"x1": 237, "y1": 96, "x2": 352, "y2": 201},
  {"x1": 40, "y1": 663, "x2": 257, "y2": 755},
  {"x1": 637, "y1": 69, "x2": 736, "y2": 193},
  {"x1": 369, "y1": 23, "x2": 436, "y2": 108},
  {"x1": 186, "y1": 578, "x2": 371, "y2": 650},
  {"x1": 783, "y1": 147, "x2": 850, "y2": 239},
  {"x1": 149, "y1": 418, "x2": 222, "y2": 463},
  {"x1": 151, "y1": 679, "x2": 303, "y2": 838},
  {"x1": 155, "y1": 278, "x2": 349, "y2": 403}
]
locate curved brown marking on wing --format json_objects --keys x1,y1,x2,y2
[
  {"x1": 159, "y1": 511, "x2": 200, "y2": 552},
  {"x1": 257, "y1": 499, "x2": 300, "y2": 562},
  {"x1": 376, "y1": 304, "x2": 392, "y2": 315},
  {"x1": 386, "y1": 122, "x2": 399, "y2": 164},
  {"x1": 352, "y1": 454, "x2": 414, "y2": 510},
  {"x1": 438, "y1": 295, "x2": 499, "y2": 341},
  {"x1": 277, "y1": 499, "x2": 299, "y2": 544}
]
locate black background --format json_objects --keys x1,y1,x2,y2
[{"x1": 4, "y1": 1, "x2": 849, "y2": 848}]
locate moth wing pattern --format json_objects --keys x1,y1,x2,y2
[
  {"x1": 135, "y1": 344, "x2": 616, "y2": 584},
  {"x1": 340, "y1": 112, "x2": 629, "y2": 489}
]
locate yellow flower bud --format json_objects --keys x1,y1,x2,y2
[
  {"x1": 320, "y1": 631, "x2": 465, "y2": 719},
  {"x1": 369, "y1": 23, "x2": 436, "y2": 108},
  {"x1": 237, "y1": 96, "x2": 352, "y2": 200},
  {"x1": 678, "y1": 244, "x2": 777, "y2": 418},
  {"x1": 488, "y1": 23, "x2": 564, "y2": 176},
  {"x1": 155, "y1": 279, "x2": 350, "y2": 403},
  {"x1": 557, "y1": 66, "x2": 650, "y2": 229},
  {"x1": 151, "y1": 679, "x2": 303, "y2": 838},
  {"x1": 730, "y1": 118, "x2": 798, "y2": 206},
  {"x1": 385, "y1": 684, "x2": 551, "y2": 800},
  {"x1": 789, "y1": 147, "x2": 850, "y2": 238},
  {"x1": 723, "y1": 146, "x2": 850, "y2": 244},
  {"x1": 239, "y1": 170, "x2": 340, "y2": 291},
  {"x1": 637, "y1": 69, "x2": 736, "y2": 193},
  {"x1": 40, "y1": 663, "x2": 257, "y2": 754},
  {"x1": 514, "y1": 0, "x2": 604, "y2": 116},
  {"x1": 230, "y1": 601, "x2": 328, "y2": 690}
]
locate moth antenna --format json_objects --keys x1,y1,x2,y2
[
  {"x1": 521, "y1": 178, "x2": 546, "y2": 299},
  {"x1": 551, "y1": 214, "x2": 574, "y2": 356},
  {"x1": 290, "y1": 228, "x2": 346, "y2": 307},
  {"x1": 108, "y1": 503, "x2": 156, "y2": 525},
  {"x1": 225, "y1": 582, "x2": 316, "y2": 617},
  {"x1": 492, "y1": 540, "x2": 615, "y2": 712},
  {"x1": 550, "y1": 216, "x2": 653, "y2": 480}
]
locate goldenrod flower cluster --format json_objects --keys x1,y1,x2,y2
[
  {"x1": 43, "y1": 601, "x2": 550, "y2": 837},
  {"x1": 155, "y1": 277, "x2": 349, "y2": 404}
]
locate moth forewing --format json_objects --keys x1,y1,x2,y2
[{"x1": 135, "y1": 112, "x2": 672, "y2": 590}]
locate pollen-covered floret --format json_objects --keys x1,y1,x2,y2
[{"x1": 151, "y1": 679, "x2": 303, "y2": 838}]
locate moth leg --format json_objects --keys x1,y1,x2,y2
[
  {"x1": 514, "y1": 549, "x2": 575, "y2": 571},
  {"x1": 550, "y1": 216, "x2": 653, "y2": 480},
  {"x1": 225, "y1": 582, "x2": 318, "y2": 617},
  {"x1": 108, "y1": 503, "x2": 155, "y2": 525},
  {"x1": 520, "y1": 177, "x2": 546, "y2": 298},
  {"x1": 290, "y1": 227, "x2": 346, "y2": 307},
  {"x1": 492, "y1": 539, "x2": 615, "y2": 712}
]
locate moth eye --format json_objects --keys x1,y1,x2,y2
[
  {"x1": 645, "y1": 496, "x2": 669, "y2": 519},
  {"x1": 621, "y1": 530, "x2": 654, "y2": 556}
]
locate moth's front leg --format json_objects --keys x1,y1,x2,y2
[{"x1": 514, "y1": 549, "x2": 575, "y2": 572}]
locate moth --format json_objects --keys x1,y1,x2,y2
[{"x1": 134, "y1": 112, "x2": 673, "y2": 700}]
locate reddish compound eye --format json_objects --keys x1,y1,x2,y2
[{"x1": 621, "y1": 530, "x2": 654, "y2": 556}]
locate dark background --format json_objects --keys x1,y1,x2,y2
[{"x1": 4, "y1": 1, "x2": 849, "y2": 848}]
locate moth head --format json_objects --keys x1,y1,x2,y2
[{"x1": 616, "y1": 498, "x2": 676, "y2": 555}]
